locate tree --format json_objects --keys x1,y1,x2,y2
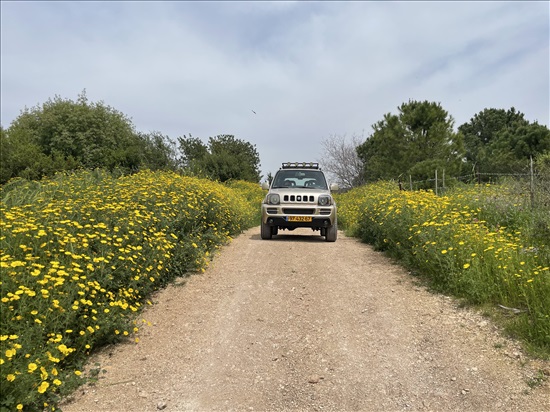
[
  {"x1": 318, "y1": 133, "x2": 365, "y2": 189},
  {"x1": 492, "y1": 122, "x2": 550, "y2": 172},
  {"x1": 356, "y1": 100, "x2": 464, "y2": 183},
  {"x1": 457, "y1": 107, "x2": 537, "y2": 174},
  {"x1": 536, "y1": 151, "x2": 550, "y2": 178},
  {"x1": 177, "y1": 134, "x2": 209, "y2": 172},
  {"x1": 177, "y1": 134, "x2": 261, "y2": 182},
  {"x1": 2, "y1": 91, "x2": 155, "y2": 182},
  {"x1": 1, "y1": 124, "x2": 58, "y2": 183},
  {"x1": 138, "y1": 131, "x2": 178, "y2": 171}
]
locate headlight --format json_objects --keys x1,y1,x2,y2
[
  {"x1": 318, "y1": 195, "x2": 332, "y2": 206},
  {"x1": 265, "y1": 193, "x2": 280, "y2": 205}
]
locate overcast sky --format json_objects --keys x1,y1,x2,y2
[{"x1": 1, "y1": 1, "x2": 549, "y2": 179}]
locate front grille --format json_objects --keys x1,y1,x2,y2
[
  {"x1": 283, "y1": 194, "x2": 315, "y2": 202},
  {"x1": 319, "y1": 209, "x2": 332, "y2": 215},
  {"x1": 283, "y1": 208, "x2": 315, "y2": 215},
  {"x1": 266, "y1": 208, "x2": 278, "y2": 214}
]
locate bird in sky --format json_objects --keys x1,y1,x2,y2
[{"x1": 251, "y1": 110, "x2": 256, "y2": 114}]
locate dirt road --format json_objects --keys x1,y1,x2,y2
[{"x1": 61, "y1": 227, "x2": 549, "y2": 412}]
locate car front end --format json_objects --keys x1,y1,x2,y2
[{"x1": 260, "y1": 162, "x2": 338, "y2": 241}]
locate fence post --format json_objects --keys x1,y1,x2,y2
[
  {"x1": 409, "y1": 175, "x2": 412, "y2": 191},
  {"x1": 435, "y1": 169, "x2": 438, "y2": 195},
  {"x1": 530, "y1": 156, "x2": 535, "y2": 209}
]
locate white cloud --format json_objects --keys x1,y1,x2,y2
[{"x1": 1, "y1": 1, "x2": 548, "y2": 177}]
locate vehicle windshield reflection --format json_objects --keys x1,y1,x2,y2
[{"x1": 272, "y1": 170, "x2": 328, "y2": 190}]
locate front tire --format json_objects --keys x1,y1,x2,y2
[
  {"x1": 261, "y1": 221, "x2": 272, "y2": 239},
  {"x1": 325, "y1": 222, "x2": 337, "y2": 242}
]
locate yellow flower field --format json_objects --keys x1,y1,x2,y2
[
  {"x1": 337, "y1": 182, "x2": 550, "y2": 354},
  {"x1": 4, "y1": 170, "x2": 547, "y2": 409},
  {"x1": 0, "y1": 170, "x2": 264, "y2": 411}
]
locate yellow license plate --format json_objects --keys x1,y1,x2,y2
[{"x1": 287, "y1": 216, "x2": 312, "y2": 222}]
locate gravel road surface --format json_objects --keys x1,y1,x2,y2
[{"x1": 61, "y1": 227, "x2": 549, "y2": 412}]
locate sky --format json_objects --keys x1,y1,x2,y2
[{"x1": 1, "y1": 1, "x2": 549, "y2": 180}]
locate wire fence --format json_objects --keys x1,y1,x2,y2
[{"x1": 400, "y1": 158, "x2": 550, "y2": 209}]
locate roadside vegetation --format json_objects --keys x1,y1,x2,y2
[
  {"x1": 2, "y1": 91, "x2": 549, "y2": 410},
  {"x1": 0, "y1": 169, "x2": 264, "y2": 411},
  {"x1": 0, "y1": 91, "x2": 262, "y2": 186},
  {"x1": 336, "y1": 181, "x2": 550, "y2": 357},
  {"x1": 324, "y1": 100, "x2": 549, "y2": 357}
]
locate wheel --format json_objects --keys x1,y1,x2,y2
[
  {"x1": 325, "y1": 222, "x2": 337, "y2": 242},
  {"x1": 261, "y1": 221, "x2": 272, "y2": 239},
  {"x1": 272, "y1": 226, "x2": 278, "y2": 236}
]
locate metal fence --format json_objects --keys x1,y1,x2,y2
[{"x1": 402, "y1": 159, "x2": 550, "y2": 209}]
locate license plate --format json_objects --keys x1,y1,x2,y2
[{"x1": 287, "y1": 216, "x2": 312, "y2": 222}]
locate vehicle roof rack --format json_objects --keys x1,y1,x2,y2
[{"x1": 281, "y1": 162, "x2": 320, "y2": 169}]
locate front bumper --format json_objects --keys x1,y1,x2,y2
[
  {"x1": 261, "y1": 205, "x2": 337, "y2": 228},
  {"x1": 263, "y1": 216, "x2": 334, "y2": 228}
]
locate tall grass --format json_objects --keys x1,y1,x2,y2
[
  {"x1": 0, "y1": 170, "x2": 264, "y2": 411},
  {"x1": 337, "y1": 182, "x2": 550, "y2": 355}
]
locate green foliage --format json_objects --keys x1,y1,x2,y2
[
  {"x1": 7, "y1": 92, "x2": 138, "y2": 171},
  {"x1": 177, "y1": 134, "x2": 262, "y2": 183},
  {"x1": 536, "y1": 152, "x2": 550, "y2": 177},
  {"x1": 0, "y1": 125, "x2": 58, "y2": 183},
  {"x1": 1, "y1": 92, "x2": 178, "y2": 184},
  {"x1": 357, "y1": 100, "x2": 464, "y2": 184},
  {"x1": 177, "y1": 134, "x2": 209, "y2": 175},
  {"x1": 458, "y1": 108, "x2": 550, "y2": 174},
  {"x1": 138, "y1": 131, "x2": 178, "y2": 172}
]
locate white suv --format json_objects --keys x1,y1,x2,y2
[{"x1": 260, "y1": 162, "x2": 338, "y2": 242}]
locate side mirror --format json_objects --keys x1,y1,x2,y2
[
  {"x1": 261, "y1": 182, "x2": 270, "y2": 190},
  {"x1": 330, "y1": 183, "x2": 339, "y2": 192}
]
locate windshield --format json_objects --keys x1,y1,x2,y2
[{"x1": 271, "y1": 170, "x2": 328, "y2": 189}]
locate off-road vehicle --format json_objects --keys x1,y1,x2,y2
[{"x1": 260, "y1": 162, "x2": 338, "y2": 242}]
